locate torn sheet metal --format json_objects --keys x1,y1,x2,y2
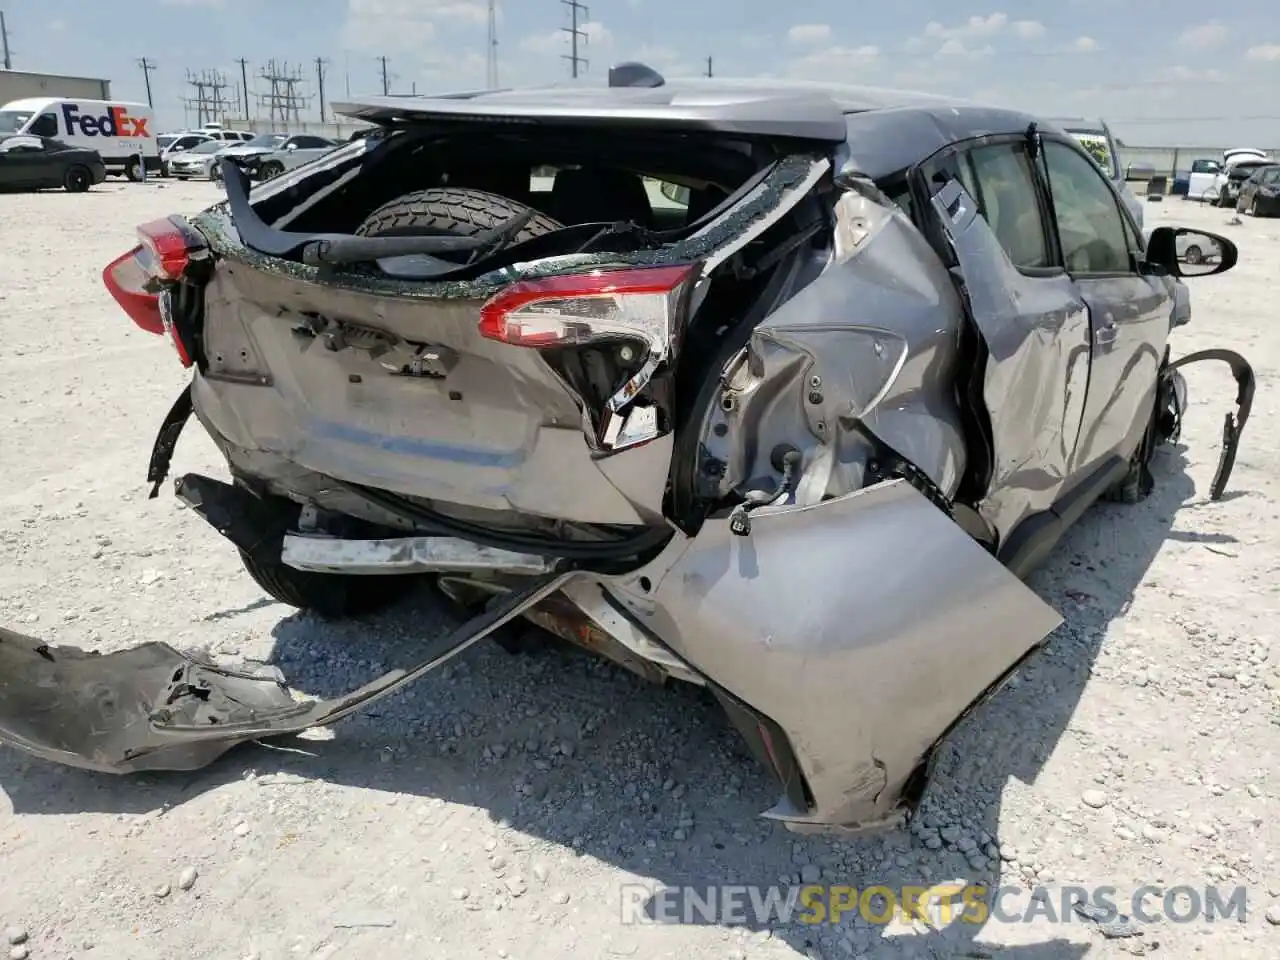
[{"x1": 0, "y1": 572, "x2": 570, "y2": 773}]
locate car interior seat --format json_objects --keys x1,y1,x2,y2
[{"x1": 549, "y1": 167, "x2": 654, "y2": 227}]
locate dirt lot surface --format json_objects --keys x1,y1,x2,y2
[{"x1": 0, "y1": 180, "x2": 1277, "y2": 960}]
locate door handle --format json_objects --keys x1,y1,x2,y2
[{"x1": 1094, "y1": 321, "x2": 1118, "y2": 347}]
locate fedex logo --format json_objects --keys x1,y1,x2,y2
[{"x1": 60, "y1": 103, "x2": 150, "y2": 138}]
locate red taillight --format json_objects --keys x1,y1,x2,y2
[
  {"x1": 103, "y1": 216, "x2": 206, "y2": 366},
  {"x1": 478, "y1": 265, "x2": 697, "y2": 351}
]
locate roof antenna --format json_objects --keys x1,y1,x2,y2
[{"x1": 608, "y1": 62, "x2": 665, "y2": 88}]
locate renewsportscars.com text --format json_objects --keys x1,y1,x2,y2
[{"x1": 619, "y1": 883, "x2": 1248, "y2": 927}]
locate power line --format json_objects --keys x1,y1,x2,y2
[
  {"x1": 137, "y1": 57, "x2": 157, "y2": 107},
  {"x1": 560, "y1": 0, "x2": 589, "y2": 79}
]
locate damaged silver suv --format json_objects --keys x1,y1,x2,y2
[{"x1": 3, "y1": 66, "x2": 1253, "y2": 836}]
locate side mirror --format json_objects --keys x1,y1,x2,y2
[
  {"x1": 1126, "y1": 162, "x2": 1154, "y2": 180},
  {"x1": 286, "y1": 143, "x2": 298, "y2": 151},
  {"x1": 1146, "y1": 226, "x2": 1237, "y2": 278},
  {"x1": 173, "y1": 145, "x2": 186, "y2": 152}
]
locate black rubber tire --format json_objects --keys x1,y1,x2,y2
[
  {"x1": 356, "y1": 187, "x2": 563, "y2": 242},
  {"x1": 125, "y1": 156, "x2": 144, "y2": 182},
  {"x1": 63, "y1": 166, "x2": 91, "y2": 193},
  {"x1": 260, "y1": 161, "x2": 285, "y2": 180},
  {"x1": 1183, "y1": 244, "x2": 1203, "y2": 265},
  {"x1": 237, "y1": 548, "x2": 416, "y2": 619}
]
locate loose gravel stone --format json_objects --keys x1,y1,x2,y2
[{"x1": 1081, "y1": 790, "x2": 1109, "y2": 809}]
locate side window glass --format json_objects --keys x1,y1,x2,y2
[
  {"x1": 31, "y1": 114, "x2": 59, "y2": 138},
  {"x1": 965, "y1": 142, "x2": 1050, "y2": 269},
  {"x1": 1042, "y1": 140, "x2": 1132, "y2": 274}
]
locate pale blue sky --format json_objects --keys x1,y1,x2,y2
[{"x1": 3, "y1": 0, "x2": 1278, "y2": 145}]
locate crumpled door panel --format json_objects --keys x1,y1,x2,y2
[
  {"x1": 930, "y1": 177, "x2": 1092, "y2": 542},
  {"x1": 607, "y1": 479, "x2": 1064, "y2": 832}
]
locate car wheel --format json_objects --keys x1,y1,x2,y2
[
  {"x1": 1248, "y1": 197, "x2": 1259, "y2": 217},
  {"x1": 1215, "y1": 187, "x2": 1229, "y2": 207},
  {"x1": 237, "y1": 548, "x2": 417, "y2": 619},
  {"x1": 260, "y1": 161, "x2": 285, "y2": 180},
  {"x1": 210, "y1": 164, "x2": 223, "y2": 183},
  {"x1": 124, "y1": 156, "x2": 144, "y2": 182},
  {"x1": 1183, "y1": 244, "x2": 1203, "y2": 265},
  {"x1": 62, "y1": 166, "x2": 92, "y2": 193}
]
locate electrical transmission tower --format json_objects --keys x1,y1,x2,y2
[
  {"x1": 560, "y1": 0, "x2": 588, "y2": 79},
  {"x1": 183, "y1": 69, "x2": 235, "y2": 127},
  {"x1": 257, "y1": 59, "x2": 310, "y2": 124},
  {"x1": 486, "y1": 0, "x2": 499, "y2": 88}
]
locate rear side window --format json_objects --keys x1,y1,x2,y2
[
  {"x1": 963, "y1": 142, "x2": 1050, "y2": 269},
  {"x1": 1041, "y1": 140, "x2": 1132, "y2": 274}
]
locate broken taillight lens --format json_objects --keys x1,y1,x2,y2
[
  {"x1": 477, "y1": 265, "x2": 698, "y2": 352},
  {"x1": 102, "y1": 216, "x2": 208, "y2": 367}
]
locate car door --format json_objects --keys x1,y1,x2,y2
[
  {"x1": 0, "y1": 136, "x2": 45, "y2": 187},
  {"x1": 1035, "y1": 135, "x2": 1172, "y2": 477},
  {"x1": 1187, "y1": 158, "x2": 1221, "y2": 201},
  {"x1": 921, "y1": 136, "x2": 1092, "y2": 544}
]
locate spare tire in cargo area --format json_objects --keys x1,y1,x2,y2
[{"x1": 356, "y1": 187, "x2": 563, "y2": 247}]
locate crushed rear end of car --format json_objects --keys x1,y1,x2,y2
[{"x1": 3, "y1": 76, "x2": 1065, "y2": 835}]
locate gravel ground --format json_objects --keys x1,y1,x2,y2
[{"x1": 0, "y1": 179, "x2": 1277, "y2": 960}]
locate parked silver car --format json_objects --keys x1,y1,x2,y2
[
  {"x1": 239, "y1": 135, "x2": 341, "y2": 180},
  {"x1": 8, "y1": 69, "x2": 1253, "y2": 837}
]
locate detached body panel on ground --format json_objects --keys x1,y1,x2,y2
[{"x1": 0, "y1": 73, "x2": 1254, "y2": 836}]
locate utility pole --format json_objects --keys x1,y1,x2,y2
[
  {"x1": 377, "y1": 55, "x2": 390, "y2": 95},
  {"x1": 1, "y1": 11, "x2": 12, "y2": 70},
  {"x1": 314, "y1": 57, "x2": 328, "y2": 122},
  {"x1": 560, "y1": 0, "x2": 589, "y2": 79},
  {"x1": 236, "y1": 58, "x2": 250, "y2": 117},
  {"x1": 137, "y1": 57, "x2": 156, "y2": 107},
  {"x1": 705, "y1": 56, "x2": 712, "y2": 78},
  {"x1": 486, "y1": 0, "x2": 498, "y2": 88}
]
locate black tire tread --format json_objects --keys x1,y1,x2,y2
[
  {"x1": 237, "y1": 548, "x2": 414, "y2": 619},
  {"x1": 63, "y1": 166, "x2": 90, "y2": 193},
  {"x1": 356, "y1": 187, "x2": 562, "y2": 240}
]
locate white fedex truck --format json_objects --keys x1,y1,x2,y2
[{"x1": 0, "y1": 97, "x2": 159, "y2": 180}]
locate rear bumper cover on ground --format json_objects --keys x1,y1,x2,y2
[{"x1": 0, "y1": 477, "x2": 1062, "y2": 833}]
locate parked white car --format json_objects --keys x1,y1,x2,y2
[{"x1": 167, "y1": 139, "x2": 232, "y2": 180}]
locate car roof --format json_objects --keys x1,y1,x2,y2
[
  {"x1": 332, "y1": 74, "x2": 1046, "y2": 176},
  {"x1": 332, "y1": 76, "x2": 981, "y2": 142}
]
